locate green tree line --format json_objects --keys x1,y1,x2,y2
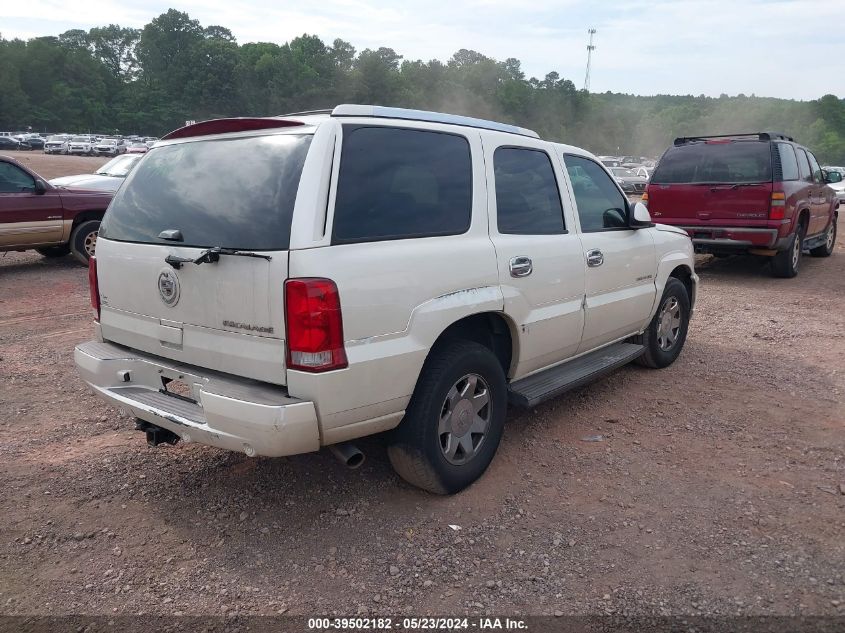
[{"x1": 2, "y1": 8, "x2": 844, "y2": 163}]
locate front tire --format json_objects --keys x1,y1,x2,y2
[
  {"x1": 810, "y1": 219, "x2": 836, "y2": 257},
  {"x1": 387, "y1": 340, "x2": 507, "y2": 494},
  {"x1": 635, "y1": 277, "x2": 690, "y2": 369},
  {"x1": 771, "y1": 224, "x2": 805, "y2": 278},
  {"x1": 69, "y1": 220, "x2": 100, "y2": 265}
]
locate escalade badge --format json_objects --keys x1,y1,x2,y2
[{"x1": 158, "y1": 269, "x2": 181, "y2": 307}]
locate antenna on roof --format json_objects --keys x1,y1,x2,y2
[{"x1": 583, "y1": 28, "x2": 597, "y2": 92}]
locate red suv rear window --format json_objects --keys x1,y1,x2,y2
[{"x1": 652, "y1": 141, "x2": 772, "y2": 184}]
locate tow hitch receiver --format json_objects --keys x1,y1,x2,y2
[{"x1": 135, "y1": 419, "x2": 180, "y2": 447}]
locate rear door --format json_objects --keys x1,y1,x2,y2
[
  {"x1": 484, "y1": 133, "x2": 586, "y2": 377},
  {"x1": 95, "y1": 129, "x2": 319, "y2": 385},
  {"x1": 804, "y1": 150, "x2": 830, "y2": 235},
  {"x1": 559, "y1": 153, "x2": 656, "y2": 353},
  {"x1": 0, "y1": 160, "x2": 64, "y2": 247}
]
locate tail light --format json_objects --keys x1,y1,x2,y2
[
  {"x1": 285, "y1": 278, "x2": 347, "y2": 372},
  {"x1": 88, "y1": 256, "x2": 100, "y2": 322},
  {"x1": 641, "y1": 191, "x2": 649, "y2": 206},
  {"x1": 770, "y1": 192, "x2": 786, "y2": 220}
]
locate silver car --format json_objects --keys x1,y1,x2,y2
[{"x1": 50, "y1": 154, "x2": 143, "y2": 192}]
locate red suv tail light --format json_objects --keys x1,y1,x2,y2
[
  {"x1": 88, "y1": 256, "x2": 100, "y2": 322},
  {"x1": 284, "y1": 278, "x2": 348, "y2": 372},
  {"x1": 769, "y1": 192, "x2": 786, "y2": 220}
]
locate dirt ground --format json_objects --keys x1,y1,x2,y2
[
  {"x1": 0, "y1": 154, "x2": 843, "y2": 621},
  {"x1": 4, "y1": 150, "x2": 109, "y2": 180}
]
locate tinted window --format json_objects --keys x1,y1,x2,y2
[
  {"x1": 806, "y1": 151, "x2": 822, "y2": 183},
  {"x1": 796, "y1": 149, "x2": 812, "y2": 181},
  {"x1": 100, "y1": 134, "x2": 311, "y2": 250},
  {"x1": 0, "y1": 162, "x2": 35, "y2": 193},
  {"x1": 652, "y1": 141, "x2": 772, "y2": 184},
  {"x1": 776, "y1": 143, "x2": 799, "y2": 181},
  {"x1": 332, "y1": 126, "x2": 472, "y2": 243},
  {"x1": 564, "y1": 155, "x2": 629, "y2": 232},
  {"x1": 494, "y1": 148, "x2": 564, "y2": 234}
]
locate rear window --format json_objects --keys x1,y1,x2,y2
[
  {"x1": 652, "y1": 141, "x2": 772, "y2": 184},
  {"x1": 332, "y1": 126, "x2": 472, "y2": 244},
  {"x1": 99, "y1": 134, "x2": 312, "y2": 250}
]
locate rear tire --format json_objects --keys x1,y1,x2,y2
[
  {"x1": 771, "y1": 224, "x2": 805, "y2": 278},
  {"x1": 35, "y1": 245, "x2": 70, "y2": 258},
  {"x1": 634, "y1": 277, "x2": 690, "y2": 369},
  {"x1": 387, "y1": 340, "x2": 507, "y2": 494},
  {"x1": 69, "y1": 220, "x2": 100, "y2": 265},
  {"x1": 810, "y1": 219, "x2": 836, "y2": 257}
]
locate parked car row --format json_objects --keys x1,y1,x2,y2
[
  {"x1": 0, "y1": 131, "x2": 159, "y2": 155},
  {"x1": 0, "y1": 135, "x2": 44, "y2": 151}
]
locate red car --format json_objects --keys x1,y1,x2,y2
[
  {"x1": 125, "y1": 142, "x2": 149, "y2": 154},
  {"x1": 645, "y1": 132, "x2": 838, "y2": 277},
  {"x1": 0, "y1": 155, "x2": 113, "y2": 264}
]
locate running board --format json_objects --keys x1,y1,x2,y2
[{"x1": 508, "y1": 342, "x2": 645, "y2": 408}]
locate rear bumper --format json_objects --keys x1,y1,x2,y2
[
  {"x1": 74, "y1": 341, "x2": 320, "y2": 458},
  {"x1": 675, "y1": 226, "x2": 781, "y2": 251}
]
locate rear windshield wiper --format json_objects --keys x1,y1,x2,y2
[
  {"x1": 165, "y1": 246, "x2": 272, "y2": 269},
  {"x1": 729, "y1": 182, "x2": 765, "y2": 188}
]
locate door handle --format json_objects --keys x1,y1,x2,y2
[
  {"x1": 586, "y1": 249, "x2": 604, "y2": 267},
  {"x1": 509, "y1": 256, "x2": 533, "y2": 277}
]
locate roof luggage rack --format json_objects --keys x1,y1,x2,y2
[
  {"x1": 674, "y1": 132, "x2": 793, "y2": 146},
  {"x1": 277, "y1": 109, "x2": 334, "y2": 117},
  {"x1": 330, "y1": 104, "x2": 539, "y2": 139}
]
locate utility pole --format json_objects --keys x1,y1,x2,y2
[{"x1": 583, "y1": 28, "x2": 596, "y2": 92}]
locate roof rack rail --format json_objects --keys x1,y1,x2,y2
[
  {"x1": 277, "y1": 109, "x2": 334, "y2": 117},
  {"x1": 330, "y1": 104, "x2": 539, "y2": 139},
  {"x1": 674, "y1": 132, "x2": 793, "y2": 146}
]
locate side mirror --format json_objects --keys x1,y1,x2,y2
[
  {"x1": 825, "y1": 170, "x2": 842, "y2": 183},
  {"x1": 33, "y1": 179, "x2": 47, "y2": 195},
  {"x1": 631, "y1": 201, "x2": 652, "y2": 226}
]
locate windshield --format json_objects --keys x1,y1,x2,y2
[
  {"x1": 99, "y1": 133, "x2": 312, "y2": 250},
  {"x1": 95, "y1": 154, "x2": 142, "y2": 177},
  {"x1": 47, "y1": 136, "x2": 66, "y2": 142},
  {"x1": 652, "y1": 140, "x2": 772, "y2": 184},
  {"x1": 100, "y1": 139, "x2": 117, "y2": 145},
  {"x1": 71, "y1": 137, "x2": 89, "y2": 142}
]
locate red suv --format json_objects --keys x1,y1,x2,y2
[
  {"x1": 0, "y1": 155, "x2": 112, "y2": 264},
  {"x1": 644, "y1": 132, "x2": 838, "y2": 277}
]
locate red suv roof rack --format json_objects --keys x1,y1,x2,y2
[{"x1": 673, "y1": 132, "x2": 793, "y2": 146}]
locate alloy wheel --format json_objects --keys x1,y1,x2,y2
[
  {"x1": 438, "y1": 373, "x2": 491, "y2": 465},
  {"x1": 656, "y1": 296, "x2": 682, "y2": 351},
  {"x1": 83, "y1": 231, "x2": 98, "y2": 258}
]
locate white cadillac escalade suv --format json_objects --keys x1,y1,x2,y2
[{"x1": 75, "y1": 105, "x2": 698, "y2": 494}]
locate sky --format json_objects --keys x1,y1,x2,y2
[{"x1": 2, "y1": 0, "x2": 842, "y2": 100}]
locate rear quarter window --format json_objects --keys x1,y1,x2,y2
[
  {"x1": 775, "y1": 143, "x2": 800, "y2": 181},
  {"x1": 331, "y1": 126, "x2": 472, "y2": 244}
]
